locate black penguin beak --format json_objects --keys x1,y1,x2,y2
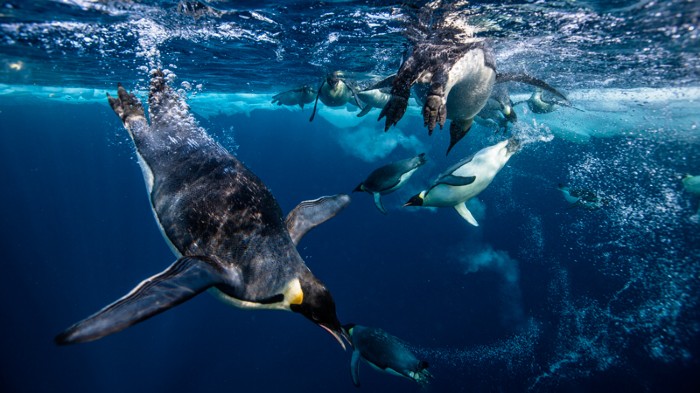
[
  {"x1": 404, "y1": 194, "x2": 423, "y2": 207},
  {"x1": 353, "y1": 183, "x2": 364, "y2": 193}
]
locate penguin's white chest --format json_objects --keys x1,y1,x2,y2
[
  {"x1": 444, "y1": 49, "x2": 496, "y2": 120},
  {"x1": 321, "y1": 83, "x2": 352, "y2": 106},
  {"x1": 425, "y1": 141, "x2": 511, "y2": 206}
]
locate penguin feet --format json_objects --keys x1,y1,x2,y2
[
  {"x1": 423, "y1": 94, "x2": 446, "y2": 134},
  {"x1": 378, "y1": 95, "x2": 408, "y2": 131},
  {"x1": 107, "y1": 83, "x2": 144, "y2": 124}
]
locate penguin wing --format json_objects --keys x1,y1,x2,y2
[
  {"x1": 436, "y1": 174, "x2": 476, "y2": 187},
  {"x1": 351, "y1": 350, "x2": 362, "y2": 387},
  {"x1": 285, "y1": 194, "x2": 351, "y2": 245},
  {"x1": 309, "y1": 81, "x2": 325, "y2": 122},
  {"x1": 495, "y1": 73, "x2": 569, "y2": 103},
  {"x1": 55, "y1": 257, "x2": 225, "y2": 345},
  {"x1": 366, "y1": 74, "x2": 396, "y2": 90}
]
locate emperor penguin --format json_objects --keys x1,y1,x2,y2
[
  {"x1": 55, "y1": 70, "x2": 351, "y2": 350},
  {"x1": 356, "y1": 75, "x2": 394, "y2": 117},
  {"x1": 514, "y1": 88, "x2": 583, "y2": 114},
  {"x1": 404, "y1": 138, "x2": 520, "y2": 226},
  {"x1": 354, "y1": 153, "x2": 427, "y2": 214},
  {"x1": 344, "y1": 324, "x2": 432, "y2": 387},
  {"x1": 271, "y1": 85, "x2": 316, "y2": 109},
  {"x1": 682, "y1": 174, "x2": 700, "y2": 215},
  {"x1": 309, "y1": 71, "x2": 364, "y2": 122},
  {"x1": 556, "y1": 184, "x2": 604, "y2": 209},
  {"x1": 379, "y1": 3, "x2": 567, "y2": 155},
  {"x1": 475, "y1": 84, "x2": 517, "y2": 134}
]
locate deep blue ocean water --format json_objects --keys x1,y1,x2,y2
[{"x1": 1, "y1": 1, "x2": 699, "y2": 392}]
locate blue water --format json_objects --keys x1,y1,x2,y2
[{"x1": 1, "y1": 1, "x2": 699, "y2": 392}]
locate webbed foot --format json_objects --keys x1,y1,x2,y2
[
  {"x1": 423, "y1": 94, "x2": 446, "y2": 135},
  {"x1": 107, "y1": 84, "x2": 144, "y2": 124},
  {"x1": 378, "y1": 95, "x2": 408, "y2": 131}
]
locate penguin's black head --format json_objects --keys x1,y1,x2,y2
[
  {"x1": 404, "y1": 193, "x2": 424, "y2": 207},
  {"x1": 291, "y1": 278, "x2": 349, "y2": 350}
]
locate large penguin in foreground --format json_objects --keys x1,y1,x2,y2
[
  {"x1": 55, "y1": 70, "x2": 351, "y2": 349},
  {"x1": 405, "y1": 138, "x2": 520, "y2": 226},
  {"x1": 344, "y1": 324, "x2": 432, "y2": 387},
  {"x1": 379, "y1": 2, "x2": 567, "y2": 154}
]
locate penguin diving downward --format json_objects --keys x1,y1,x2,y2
[
  {"x1": 55, "y1": 70, "x2": 351, "y2": 350},
  {"x1": 271, "y1": 85, "x2": 316, "y2": 109},
  {"x1": 379, "y1": 2, "x2": 567, "y2": 155},
  {"x1": 354, "y1": 153, "x2": 427, "y2": 214},
  {"x1": 514, "y1": 88, "x2": 583, "y2": 114},
  {"x1": 475, "y1": 84, "x2": 517, "y2": 134},
  {"x1": 556, "y1": 184, "x2": 604, "y2": 210},
  {"x1": 344, "y1": 324, "x2": 432, "y2": 387},
  {"x1": 405, "y1": 138, "x2": 520, "y2": 226},
  {"x1": 309, "y1": 71, "x2": 364, "y2": 122}
]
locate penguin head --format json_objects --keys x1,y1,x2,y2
[
  {"x1": 291, "y1": 277, "x2": 349, "y2": 350},
  {"x1": 403, "y1": 191, "x2": 425, "y2": 207},
  {"x1": 327, "y1": 71, "x2": 343, "y2": 88}
]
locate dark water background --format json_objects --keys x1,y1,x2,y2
[{"x1": 1, "y1": 1, "x2": 699, "y2": 392}]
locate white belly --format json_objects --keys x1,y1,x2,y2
[
  {"x1": 444, "y1": 49, "x2": 496, "y2": 121},
  {"x1": 424, "y1": 140, "x2": 512, "y2": 207}
]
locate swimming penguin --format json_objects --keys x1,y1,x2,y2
[
  {"x1": 354, "y1": 153, "x2": 427, "y2": 214},
  {"x1": 344, "y1": 324, "x2": 433, "y2": 387},
  {"x1": 514, "y1": 88, "x2": 583, "y2": 114},
  {"x1": 682, "y1": 174, "x2": 700, "y2": 216},
  {"x1": 271, "y1": 85, "x2": 316, "y2": 109},
  {"x1": 475, "y1": 84, "x2": 517, "y2": 134},
  {"x1": 55, "y1": 70, "x2": 351, "y2": 349},
  {"x1": 556, "y1": 184, "x2": 604, "y2": 209},
  {"x1": 309, "y1": 71, "x2": 364, "y2": 122},
  {"x1": 379, "y1": 4, "x2": 567, "y2": 155},
  {"x1": 404, "y1": 138, "x2": 520, "y2": 226},
  {"x1": 356, "y1": 75, "x2": 394, "y2": 117}
]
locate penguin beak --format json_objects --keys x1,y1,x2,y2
[
  {"x1": 319, "y1": 323, "x2": 350, "y2": 351},
  {"x1": 403, "y1": 194, "x2": 424, "y2": 207},
  {"x1": 353, "y1": 183, "x2": 364, "y2": 193}
]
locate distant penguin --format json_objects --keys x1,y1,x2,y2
[
  {"x1": 514, "y1": 88, "x2": 583, "y2": 114},
  {"x1": 271, "y1": 85, "x2": 316, "y2": 109},
  {"x1": 475, "y1": 84, "x2": 517, "y2": 133},
  {"x1": 309, "y1": 71, "x2": 364, "y2": 121},
  {"x1": 344, "y1": 324, "x2": 432, "y2": 387},
  {"x1": 682, "y1": 174, "x2": 700, "y2": 216},
  {"x1": 55, "y1": 70, "x2": 351, "y2": 349},
  {"x1": 556, "y1": 184, "x2": 604, "y2": 209},
  {"x1": 356, "y1": 75, "x2": 394, "y2": 117},
  {"x1": 404, "y1": 138, "x2": 520, "y2": 226},
  {"x1": 354, "y1": 153, "x2": 427, "y2": 214}
]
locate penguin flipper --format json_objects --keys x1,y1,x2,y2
[
  {"x1": 373, "y1": 193, "x2": 387, "y2": 214},
  {"x1": 495, "y1": 73, "x2": 569, "y2": 102},
  {"x1": 309, "y1": 81, "x2": 324, "y2": 122},
  {"x1": 454, "y1": 202, "x2": 479, "y2": 226},
  {"x1": 285, "y1": 194, "x2": 351, "y2": 245},
  {"x1": 351, "y1": 350, "x2": 362, "y2": 387},
  {"x1": 356, "y1": 104, "x2": 373, "y2": 117},
  {"x1": 55, "y1": 257, "x2": 222, "y2": 345},
  {"x1": 438, "y1": 175, "x2": 476, "y2": 187}
]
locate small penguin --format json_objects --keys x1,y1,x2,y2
[
  {"x1": 356, "y1": 75, "x2": 394, "y2": 117},
  {"x1": 682, "y1": 174, "x2": 700, "y2": 215},
  {"x1": 271, "y1": 85, "x2": 316, "y2": 109},
  {"x1": 309, "y1": 71, "x2": 364, "y2": 122},
  {"x1": 404, "y1": 138, "x2": 520, "y2": 226},
  {"x1": 55, "y1": 70, "x2": 350, "y2": 349},
  {"x1": 354, "y1": 153, "x2": 427, "y2": 214},
  {"x1": 475, "y1": 84, "x2": 517, "y2": 134},
  {"x1": 379, "y1": 3, "x2": 568, "y2": 155},
  {"x1": 344, "y1": 324, "x2": 433, "y2": 387},
  {"x1": 556, "y1": 184, "x2": 604, "y2": 209},
  {"x1": 514, "y1": 88, "x2": 583, "y2": 114}
]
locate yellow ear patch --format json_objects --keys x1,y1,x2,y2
[{"x1": 286, "y1": 279, "x2": 304, "y2": 305}]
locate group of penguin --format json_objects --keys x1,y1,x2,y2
[{"x1": 55, "y1": 1, "x2": 700, "y2": 389}]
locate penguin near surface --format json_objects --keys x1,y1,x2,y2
[
  {"x1": 55, "y1": 70, "x2": 351, "y2": 349},
  {"x1": 271, "y1": 85, "x2": 316, "y2": 109},
  {"x1": 682, "y1": 174, "x2": 700, "y2": 216},
  {"x1": 556, "y1": 184, "x2": 605, "y2": 210},
  {"x1": 309, "y1": 71, "x2": 364, "y2": 121},
  {"x1": 514, "y1": 88, "x2": 583, "y2": 114},
  {"x1": 354, "y1": 153, "x2": 427, "y2": 214},
  {"x1": 404, "y1": 138, "x2": 520, "y2": 226},
  {"x1": 379, "y1": 2, "x2": 568, "y2": 155},
  {"x1": 355, "y1": 75, "x2": 394, "y2": 117},
  {"x1": 344, "y1": 324, "x2": 433, "y2": 387}
]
